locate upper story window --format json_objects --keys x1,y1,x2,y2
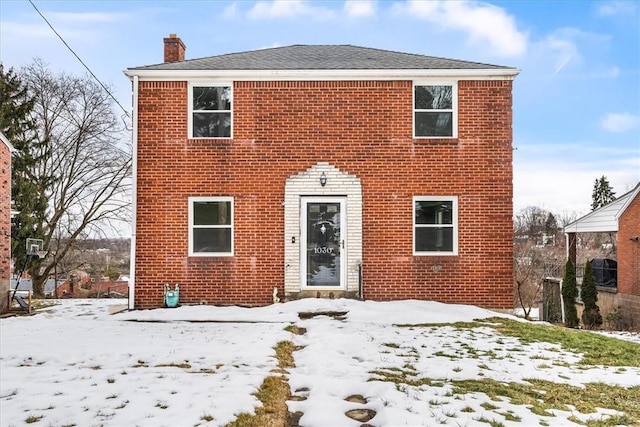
[
  {"x1": 414, "y1": 84, "x2": 456, "y2": 138},
  {"x1": 413, "y1": 196, "x2": 458, "y2": 256},
  {"x1": 189, "y1": 197, "x2": 234, "y2": 256},
  {"x1": 190, "y1": 84, "x2": 232, "y2": 138}
]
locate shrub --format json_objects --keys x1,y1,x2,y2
[
  {"x1": 581, "y1": 261, "x2": 602, "y2": 329},
  {"x1": 562, "y1": 259, "x2": 579, "y2": 328}
]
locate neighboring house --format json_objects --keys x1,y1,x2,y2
[
  {"x1": 124, "y1": 34, "x2": 519, "y2": 310},
  {"x1": 565, "y1": 183, "x2": 640, "y2": 328},
  {"x1": 55, "y1": 280, "x2": 128, "y2": 298},
  {"x1": 1, "y1": 131, "x2": 14, "y2": 314},
  {"x1": 10, "y1": 278, "x2": 64, "y2": 298}
]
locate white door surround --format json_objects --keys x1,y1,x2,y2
[{"x1": 283, "y1": 163, "x2": 362, "y2": 296}]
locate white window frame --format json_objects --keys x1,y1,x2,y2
[
  {"x1": 188, "y1": 196, "x2": 234, "y2": 256},
  {"x1": 413, "y1": 82, "x2": 457, "y2": 139},
  {"x1": 188, "y1": 82, "x2": 233, "y2": 139},
  {"x1": 413, "y1": 196, "x2": 458, "y2": 256}
]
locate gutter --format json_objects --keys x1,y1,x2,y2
[{"x1": 124, "y1": 68, "x2": 520, "y2": 82}]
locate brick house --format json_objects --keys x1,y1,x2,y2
[
  {"x1": 565, "y1": 183, "x2": 640, "y2": 328},
  {"x1": 1, "y1": 131, "x2": 14, "y2": 314},
  {"x1": 125, "y1": 35, "x2": 519, "y2": 310}
]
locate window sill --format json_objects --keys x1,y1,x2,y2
[
  {"x1": 188, "y1": 138, "x2": 233, "y2": 146},
  {"x1": 413, "y1": 137, "x2": 459, "y2": 145},
  {"x1": 188, "y1": 254, "x2": 234, "y2": 259}
]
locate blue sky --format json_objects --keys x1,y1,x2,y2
[{"x1": 1, "y1": 0, "x2": 639, "y2": 221}]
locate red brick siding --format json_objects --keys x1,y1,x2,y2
[
  {"x1": 1, "y1": 144, "x2": 10, "y2": 314},
  {"x1": 134, "y1": 79, "x2": 513, "y2": 309},
  {"x1": 618, "y1": 194, "x2": 640, "y2": 297}
]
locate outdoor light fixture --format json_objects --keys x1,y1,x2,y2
[
  {"x1": 631, "y1": 236, "x2": 639, "y2": 242},
  {"x1": 320, "y1": 172, "x2": 327, "y2": 187}
]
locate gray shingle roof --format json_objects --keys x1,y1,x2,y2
[{"x1": 128, "y1": 44, "x2": 512, "y2": 71}]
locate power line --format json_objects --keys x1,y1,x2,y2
[{"x1": 28, "y1": 0, "x2": 130, "y2": 119}]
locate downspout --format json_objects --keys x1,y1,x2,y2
[
  {"x1": 128, "y1": 75, "x2": 139, "y2": 310},
  {"x1": 558, "y1": 279, "x2": 565, "y2": 324},
  {"x1": 358, "y1": 261, "x2": 363, "y2": 300}
]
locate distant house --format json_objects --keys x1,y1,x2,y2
[
  {"x1": 564, "y1": 183, "x2": 640, "y2": 328},
  {"x1": 1, "y1": 131, "x2": 14, "y2": 314},
  {"x1": 10, "y1": 278, "x2": 63, "y2": 299},
  {"x1": 124, "y1": 35, "x2": 519, "y2": 310}
]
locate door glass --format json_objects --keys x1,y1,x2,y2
[{"x1": 306, "y1": 202, "x2": 341, "y2": 286}]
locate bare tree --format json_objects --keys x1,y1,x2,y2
[
  {"x1": 14, "y1": 60, "x2": 131, "y2": 296},
  {"x1": 514, "y1": 207, "x2": 566, "y2": 319}
]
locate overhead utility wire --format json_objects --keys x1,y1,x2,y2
[{"x1": 28, "y1": 0, "x2": 130, "y2": 119}]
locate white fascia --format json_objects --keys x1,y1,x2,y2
[{"x1": 124, "y1": 68, "x2": 520, "y2": 82}]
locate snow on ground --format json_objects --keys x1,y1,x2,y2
[{"x1": 1, "y1": 298, "x2": 639, "y2": 427}]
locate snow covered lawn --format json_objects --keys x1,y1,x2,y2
[{"x1": 1, "y1": 298, "x2": 639, "y2": 426}]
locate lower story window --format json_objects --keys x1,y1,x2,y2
[
  {"x1": 189, "y1": 197, "x2": 233, "y2": 256},
  {"x1": 413, "y1": 196, "x2": 458, "y2": 255}
]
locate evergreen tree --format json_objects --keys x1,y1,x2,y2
[
  {"x1": 0, "y1": 64, "x2": 47, "y2": 278},
  {"x1": 544, "y1": 212, "x2": 558, "y2": 245},
  {"x1": 562, "y1": 259, "x2": 579, "y2": 328},
  {"x1": 581, "y1": 261, "x2": 603, "y2": 329},
  {"x1": 591, "y1": 176, "x2": 616, "y2": 211}
]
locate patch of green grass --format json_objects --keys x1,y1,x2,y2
[
  {"x1": 382, "y1": 342, "x2": 400, "y2": 349},
  {"x1": 474, "y1": 415, "x2": 504, "y2": 426},
  {"x1": 481, "y1": 402, "x2": 499, "y2": 410},
  {"x1": 106, "y1": 378, "x2": 115, "y2": 384},
  {"x1": 201, "y1": 414, "x2": 214, "y2": 422},
  {"x1": 225, "y1": 341, "x2": 295, "y2": 427},
  {"x1": 434, "y1": 350, "x2": 459, "y2": 360},
  {"x1": 283, "y1": 324, "x2": 306, "y2": 335},
  {"x1": 25, "y1": 414, "x2": 43, "y2": 424},
  {"x1": 484, "y1": 318, "x2": 640, "y2": 367},
  {"x1": 155, "y1": 401, "x2": 169, "y2": 409},
  {"x1": 155, "y1": 362, "x2": 192, "y2": 369},
  {"x1": 399, "y1": 317, "x2": 640, "y2": 367},
  {"x1": 30, "y1": 300, "x2": 57, "y2": 311},
  {"x1": 461, "y1": 406, "x2": 475, "y2": 413},
  {"x1": 451, "y1": 378, "x2": 640, "y2": 425},
  {"x1": 275, "y1": 341, "x2": 295, "y2": 369},
  {"x1": 498, "y1": 411, "x2": 521, "y2": 422}
]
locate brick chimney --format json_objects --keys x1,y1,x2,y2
[{"x1": 163, "y1": 34, "x2": 185, "y2": 63}]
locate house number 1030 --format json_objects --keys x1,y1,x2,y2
[{"x1": 313, "y1": 247, "x2": 334, "y2": 254}]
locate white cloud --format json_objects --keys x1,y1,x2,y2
[
  {"x1": 597, "y1": 0, "x2": 637, "y2": 17},
  {"x1": 600, "y1": 113, "x2": 640, "y2": 132},
  {"x1": 247, "y1": 0, "x2": 336, "y2": 20},
  {"x1": 392, "y1": 0, "x2": 527, "y2": 57},
  {"x1": 528, "y1": 27, "x2": 616, "y2": 79},
  {"x1": 344, "y1": 1, "x2": 376, "y2": 18},
  {"x1": 513, "y1": 138, "x2": 640, "y2": 216}
]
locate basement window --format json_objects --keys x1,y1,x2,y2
[
  {"x1": 189, "y1": 84, "x2": 232, "y2": 138},
  {"x1": 413, "y1": 196, "x2": 458, "y2": 255},
  {"x1": 189, "y1": 197, "x2": 233, "y2": 256}
]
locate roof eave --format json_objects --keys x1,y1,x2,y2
[
  {"x1": 124, "y1": 68, "x2": 520, "y2": 81},
  {"x1": 0, "y1": 131, "x2": 16, "y2": 153}
]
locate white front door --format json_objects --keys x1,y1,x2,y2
[{"x1": 301, "y1": 197, "x2": 346, "y2": 289}]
